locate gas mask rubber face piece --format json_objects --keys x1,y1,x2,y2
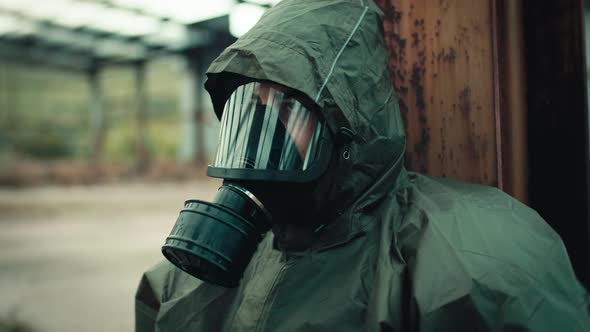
[{"x1": 162, "y1": 81, "x2": 333, "y2": 287}]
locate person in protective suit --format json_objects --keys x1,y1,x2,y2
[{"x1": 135, "y1": 0, "x2": 590, "y2": 331}]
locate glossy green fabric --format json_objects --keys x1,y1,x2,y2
[{"x1": 135, "y1": 0, "x2": 590, "y2": 331}]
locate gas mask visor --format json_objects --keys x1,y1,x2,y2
[
  {"x1": 206, "y1": 81, "x2": 333, "y2": 182},
  {"x1": 162, "y1": 82, "x2": 333, "y2": 287}
]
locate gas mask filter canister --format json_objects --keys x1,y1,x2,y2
[{"x1": 162, "y1": 182, "x2": 272, "y2": 288}]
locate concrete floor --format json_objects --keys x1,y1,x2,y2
[{"x1": 0, "y1": 179, "x2": 221, "y2": 332}]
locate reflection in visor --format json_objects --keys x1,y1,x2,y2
[{"x1": 212, "y1": 82, "x2": 325, "y2": 172}]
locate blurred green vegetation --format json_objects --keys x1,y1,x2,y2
[{"x1": 0, "y1": 57, "x2": 182, "y2": 161}]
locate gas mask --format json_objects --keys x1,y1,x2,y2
[{"x1": 162, "y1": 81, "x2": 334, "y2": 287}]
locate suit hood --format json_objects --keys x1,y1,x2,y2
[{"x1": 205, "y1": 0, "x2": 409, "y2": 247}]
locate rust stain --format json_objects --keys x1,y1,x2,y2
[
  {"x1": 437, "y1": 47, "x2": 457, "y2": 63},
  {"x1": 410, "y1": 64, "x2": 426, "y2": 115},
  {"x1": 458, "y1": 87, "x2": 472, "y2": 116},
  {"x1": 466, "y1": 132, "x2": 482, "y2": 159},
  {"x1": 411, "y1": 32, "x2": 420, "y2": 48},
  {"x1": 412, "y1": 127, "x2": 431, "y2": 172},
  {"x1": 438, "y1": 0, "x2": 450, "y2": 12},
  {"x1": 375, "y1": 0, "x2": 497, "y2": 186},
  {"x1": 377, "y1": 0, "x2": 410, "y2": 125}
]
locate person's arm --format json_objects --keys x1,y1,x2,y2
[
  {"x1": 135, "y1": 261, "x2": 169, "y2": 332},
  {"x1": 416, "y1": 239, "x2": 590, "y2": 332},
  {"x1": 511, "y1": 239, "x2": 590, "y2": 331}
]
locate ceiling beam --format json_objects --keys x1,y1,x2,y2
[
  {"x1": 72, "y1": 0, "x2": 186, "y2": 25},
  {"x1": 0, "y1": 38, "x2": 93, "y2": 71},
  {"x1": 0, "y1": 5, "x2": 234, "y2": 70},
  {"x1": 0, "y1": 7, "x2": 217, "y2": 53}
]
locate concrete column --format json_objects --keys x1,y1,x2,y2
[
  {"x1": 194, "y1": 59, "x2": 206, "y2": 166},
  {"x1": 178, "y1": 57, "x2": 196, "y2": 162},
  {"x1": 178, "y1": 55, "x2": 206, "y2": 164},
  {"x1": 135, "y1": 60, "x2": 150, "y2": 173},
  {"x1": 88, "y1": 66, "x2": 105, "y2": 162}
]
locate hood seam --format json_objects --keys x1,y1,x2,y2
[{"x1": 315, "y1": 5, "x2": 369, "y2": 103}]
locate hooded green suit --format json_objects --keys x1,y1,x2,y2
[{"x1": 135, "y1": 0, "x2": 590, "y2": 330}]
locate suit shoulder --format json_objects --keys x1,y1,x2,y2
[
  {"x1": 406, "y1": 172, "x2": 559, "y2": 244},
  {"x1": 403, "y1": 173, "x2": 566, "y2": 298}
]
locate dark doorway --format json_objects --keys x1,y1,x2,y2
[{"x1": 522, "y1": 0, "x2": 590, "y2": 288}]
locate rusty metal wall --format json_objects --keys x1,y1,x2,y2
[
  {"x1": 375, "y1": 0, "x2": 502, "y2": 187},
  {"x1": 373, "y1": 0, "x2": 588, "y2": 284}
]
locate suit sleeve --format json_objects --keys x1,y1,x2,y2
[
  {"x1": 416, "y1": 238, "x2": 590, "y2": 332},
  {"x1": 410, "y1": 213, "x2": 590, "y2": 332},
  {"x1": 514, "y1": 239, "x2": 590, "y2": 331},
  {"x1": 135, "y1": 261, "x2": 170, "y2": 332}
]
